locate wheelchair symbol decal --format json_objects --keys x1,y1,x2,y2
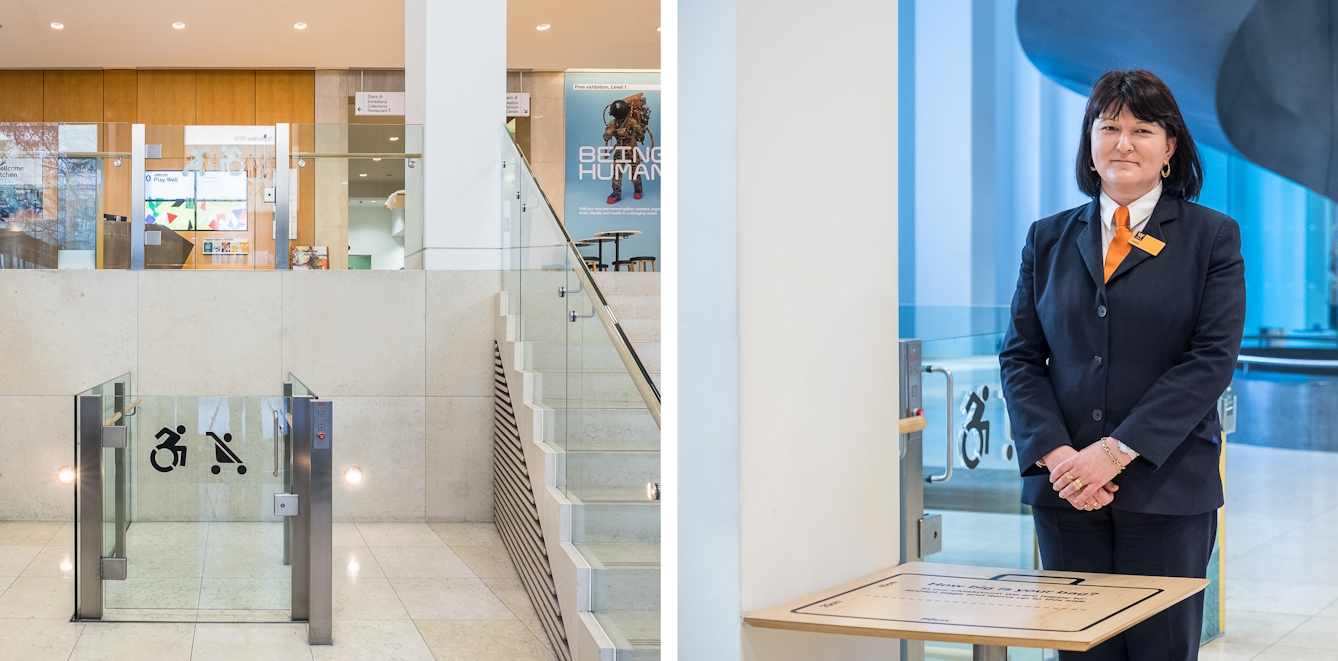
[
  {"x1": 150, "y1": 425, "x2": 189, "y2": 473},
  {"x1": 207, "y1": 432, "x2": 247, "y2": 475},
  {"x1": 959, "y1": 386, "x2": 991, "y2": 470}
]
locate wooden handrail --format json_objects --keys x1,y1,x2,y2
[{"x1": 899, "y1": 415, "x2": 927, "y2": 435}]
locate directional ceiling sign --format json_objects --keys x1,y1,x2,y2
[{"x1": 355, "y1": 92, "x2": 405, "y2": 116}]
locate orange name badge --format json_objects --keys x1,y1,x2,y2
[{"x1": 1129, "y1": 232, "x2": 1165, "y2": 256}]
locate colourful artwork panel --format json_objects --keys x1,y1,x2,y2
[
  {"x1": 196, "y1": 200, "x2": 248, "y2": 231},
  {"x1": 145, "y1": 199, "x2": 195, "y2": 231}
]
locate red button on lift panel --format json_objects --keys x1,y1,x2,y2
[{"x1": 318, "y1": 433, "x2": 326, "y2": 440}]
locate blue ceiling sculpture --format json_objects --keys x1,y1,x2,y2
[{"x1": 1018, "y1": 0, "x2": 1338, "y2": 200}]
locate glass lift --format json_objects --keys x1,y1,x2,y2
[
  {"x1": 73, "y1": 373, "x2": 334, "y2": 645},
  {"x1": 900, "y1": 336, "x2": 1234, "y2": 661}
]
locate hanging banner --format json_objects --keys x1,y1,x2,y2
[{"x1": 563, "y1": 72, "x2": 662, "y2": 264}]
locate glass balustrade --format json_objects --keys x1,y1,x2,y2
[
  {"x1": 500, "y1": 126, "x2": 661, "y2": 657},
  {"x1": 0, "y1": 122, "x2": 421, "y2": 270}
]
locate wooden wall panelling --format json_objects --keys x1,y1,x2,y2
[
  {"x1": 136, "y1": 70, "x2": 197, "y2": 126},
  {"x1": 256, "y1": 71, "x2": 316, "y2": 256},
  {"x1": 0, "y1": 71, "x2": 45, "y2": 122},
  {"x1": 103, "y1": 71, "x2": 138, "y2": 124},
  {"x1": 298, "y1": 166, "x2": 315, "y2": 246},
  {"x1": 255, "y1": 71, "x2": 315, "y2": 124},
  {"x1": 196, "y1": 71, "x2": 256, "y2": 125},
  {"x1": 42, "y1": 70, "x2": 103, "y2": 123}
]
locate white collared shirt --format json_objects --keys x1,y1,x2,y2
[{"x1": 1098, "y1": 182, "x2": 1162, "y2": 260}]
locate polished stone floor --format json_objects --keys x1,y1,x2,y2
[{"x1": 0, "y1": 522, "x2": 556, "y2": 660}]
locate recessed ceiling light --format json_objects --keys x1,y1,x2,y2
[
  {"x1": 372, "y1": 157, "x2": 382, "y2": 161},
  {"x1": 359, "y1": 173, "x2": 367, "y2": 177},
  {"x1": 657, "y1": 26, "x2": 662, "y2": 31},
  {"x1": 50, "y1": 22, "x2": 64, "y2": 29},
  {"x1": 172, "y1": 22, "x2": 185, "y2": 29},
  {"x1": 536, "y1": 23, "x2": 551, "y2": 31},
  {"x1": 294, "y1": 22, "x2": 307, "y2": 30},
  {"x1": 389, "y1": 136, "x2": 399, "y2": 141}
]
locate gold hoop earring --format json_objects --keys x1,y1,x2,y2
[{"x1": 1161, "y1": 162, "x2": 1171, "y2": 178}]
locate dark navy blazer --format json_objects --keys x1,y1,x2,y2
[{"x1": 999, "y1": 195, "x2": 1245, "y2": 515}]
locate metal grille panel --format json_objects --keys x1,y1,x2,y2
[{"x1": 494, "y1": 342, "x2": 571, "y2": 661}]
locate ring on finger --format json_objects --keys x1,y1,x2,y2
[{"x1": 1071, "y1": 477, "x2": 1086, "y2": 492}]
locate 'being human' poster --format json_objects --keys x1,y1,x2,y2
[{"x1": 563, "y1": 71, "x2": 661, "y2": 264}]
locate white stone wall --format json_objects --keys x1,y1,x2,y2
[{"x1": 0, "y1": 270, "x2": 499, "y2": 523}]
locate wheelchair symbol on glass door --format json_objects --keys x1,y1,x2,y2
[
  {"x1": 959, "y1": 387, "x2": 991, "y2": 469},
  {"x1": 206, "y1": 432, "x2": 247, "y2": 475},
  {"x1": 150, "y1": 425, "x2": 188, "y2": 473}
]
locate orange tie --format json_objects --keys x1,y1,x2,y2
[{"x1": 1103, "y1": 206, "x2": 1132, "y2": 283}]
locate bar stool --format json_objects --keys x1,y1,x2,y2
[
  {"x1": 582, "y1": 255, "x2": 606, "y2": 271},
  {"x1": 629, "y1": 256, "x2": 657, "y2": 272},
  {"x1": 612, "y1": 260, "x2": 634, "y2": 272}
]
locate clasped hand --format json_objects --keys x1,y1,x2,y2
[{"x1": 1044, "y1": 443, "x2": 1123, "y2": 511}]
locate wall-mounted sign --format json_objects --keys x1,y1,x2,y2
[
  {"x1": 0, "y1": 158, "x2": 42, "y2": 186},
  {"x1": 563, "y1": 72, "x2": 662, "y2": 262},
  {"x1": 200, "y1": 238, "x2": 250, "y2": 256},
  {"x1": 355, "y1": 92, "x2": 405, "y2": 116},
  {"x1": 506, "y1": 93, "x2": 531, "y2": 117},
  {"x1": 184, "y1": 125, "x2": 276, "y2": 146},
  {"x1": 57, "y1": 124, "x2": 99, "y2": 153}
]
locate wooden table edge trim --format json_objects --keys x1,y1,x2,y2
[
  {"x1": 743, "y1": 580, "x2": 1207, "y2": 653},
  {"x1": 743, "y1": 615, "x2": 1096, "y2": 651},
  {"x1": 741, "y1": 562, "x2": 1210, "y2": 653}
]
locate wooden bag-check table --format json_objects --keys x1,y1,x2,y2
[{"x1": 745, "y1": 562, "x2": 1208, "y2": 660}]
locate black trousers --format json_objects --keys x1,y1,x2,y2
[{"x1": 1032, "y1": 506, "x2": 1217, "y2": 661}]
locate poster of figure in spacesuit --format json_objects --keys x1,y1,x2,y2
[{"x1": 564, "y1": 71, "x2": 661, "y2": 263}]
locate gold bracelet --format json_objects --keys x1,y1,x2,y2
[{"x1": 1100, "y1": 438, "x2": 1125, "y2": 474}]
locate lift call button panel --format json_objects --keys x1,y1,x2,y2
[{"x1": 314, "y1": 400, "x2": 331, "y2": 450}]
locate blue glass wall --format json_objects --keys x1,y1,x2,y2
[{"x1": 901, "y1": 0, "x2": 1338, "y2": 340}]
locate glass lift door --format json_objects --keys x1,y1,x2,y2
[
  {"x1": 900, "y1": 335, "x2": 1051, "y2": 661},
  {"x1": 901, "y1": 334, "x2": 1229, "y2": 660},
  {"x1": 75, "y1": 377, "x2": 332, "y2": 644}
]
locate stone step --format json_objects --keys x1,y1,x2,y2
[
  {"x1": 565, "y1": 449, "x2": 659, "y2": 491},
  {"x1": 579, "y1": 543, "x2": 660, "y2": 613},
  {"x1": 593, "y1": 272, "x2": 661, "y2": 295},
  {"x1": 602, "y1": 293, "x2": 660, "y2": 318},
  {"x1": 543, "y1": 408, "x2": 660, "y2": 446},
  {"x1": 594, "y1": 611, "x2": 661, "y2": 661},
  {"x1": 569, "y1": 487, "x2": 660, "y2": 544},
  {"x1": 535, "y1": 372, "x2": 646, "y2": 406},
  {"x1": 517, "y1": 315, "x2": 660, "y2": 344},
  {"x1": 524, "y1": 341, "x2": 661, "y2": 373}
]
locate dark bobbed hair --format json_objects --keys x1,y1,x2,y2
[{"x1": 1075, "y1": 69, "x2": 1203, "y2": 201}]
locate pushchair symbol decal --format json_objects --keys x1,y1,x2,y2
[{"x1": 206, "y1": 432, "x2": 247, "y2": 475}]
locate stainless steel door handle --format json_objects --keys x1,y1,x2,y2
[
  {"x1": 924, "y1": 365, "x2": 954, "y2": 483},
  {"x1": 273, "y1": 410, "x2": 281, "y2": 477}
]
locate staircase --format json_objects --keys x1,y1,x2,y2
[{"x1": 496, "y1": 267, "x2": 660, "y2": 661}]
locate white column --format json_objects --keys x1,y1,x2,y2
[
  {"x1": 679, "y1": 0, "x2": 901, "y2": 658},
  {"x1": 405, "y1": 0, "x2": 506, "y2": 270}
]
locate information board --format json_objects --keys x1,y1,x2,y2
[{"x1": 744, "y1": 562, "x2": 1209, "y2": 652}]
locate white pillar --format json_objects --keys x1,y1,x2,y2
[
  {"x1": 679, "y1": 0, "x2": 902, "y2": 658},
  {"x1": 405, "y1": 0, "x2": 506, "y2": 270}
]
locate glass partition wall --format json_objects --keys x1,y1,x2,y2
[
  {"x1": 0, "y1": 123, "x2": 133, "y2": 269},
  {"x1": 0, "y1": 122, "x2": 420, "y2": 270},
  {"x1": 292, "y1": 124, "x2": 422, "y2": 271}
]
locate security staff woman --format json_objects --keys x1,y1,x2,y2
[{"x1": 999, "y1": 69, "x2": 1244, "y2": 661}]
